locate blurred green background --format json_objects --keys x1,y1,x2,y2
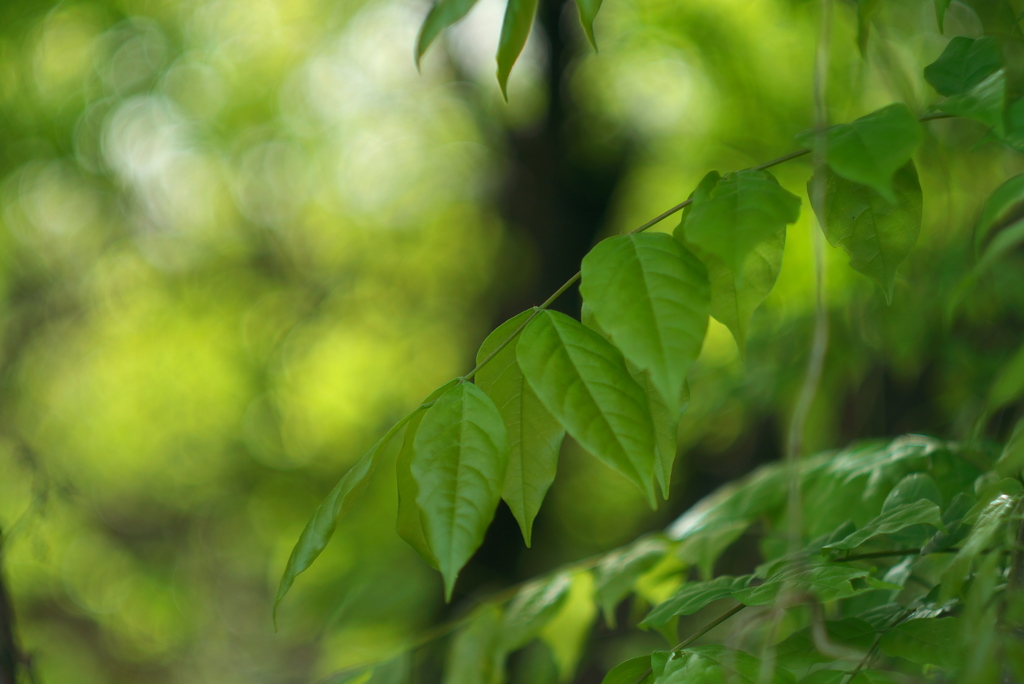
[{"x1": 0, "y1": 0, "x2": 1021, "y2": 681}]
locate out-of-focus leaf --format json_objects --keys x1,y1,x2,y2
[
  {"x1": 856, "y1": 0, "x2": 880, "y2": 56},
  {"x1": 775, "y1": 618, "x2": 874, "y2": 670},
  {"x1": 975, "y1": 174, "x2": 1024, "y2": 270},
  {"x1": 595, "y1": 538, "x2": 668, "y2": 627},
  {"x1": 678, "y1": 169, "x2": 801, "y2": 272},
  {"x1": 416, "y1": 0, "x2": 481, "y2": 65},
  {"x1": 602, "y1": 655, "x2": 653, "y2": 684},
  {"x1": 411, "y1": 382, "x2": 509, "y2": 600},
  {"x1": 995, "y1": 418, "x2": 1024, "y2": 478},
  {"x1": 798, "y1": 672, "x2": 845, "y2": 684},
  {"x1": 987, "y1": 341, "x2": 1024, "y2": 413},
  {"x1": 518, "y1": 310, "x2": 658, "y2": 505},
  {"x1": 733, "y1": 564, "x2": 871, "y2": 605},
  {"x1": 824, "y1": 500, "x2": 945, "y2": 550},
  {"x1": 654, "y1": 645, "x2": 795, "y2": 683},
  {"x1": 580, "y1": 233, "x2": 709, "y2": 413},
  {"x1": 499, "y1": 572, "x2": 572, "y2": 653},
  {"x1": 848, "y1": 672, "x2": 901, "y2": 684},
  {"x1": 444, "y1": 604, "x2": 503, "y2": 684},
  {"x1": 924, "y1": 36, "x2": 1002, "y2": 97},
  {"x1": 573, "y1": 0, "x2": 604, "y2": 50},
  {"x1": 496, "y1": 0, "x2": 539, "y2": 99},
  {"x1": 538, "y1": 572, "x2": 598, "y2": 682},
  {"x1": 276, "y1": 407, "x2": 422, "y2": 621},
  {"x1": 936, "y1": 70, "x2": 1006, "y2": 133},
  {"x1": 879, "y1": 617, "x2": 961, "y2": 669},
  {"x1": 808, "y1": 161, "x2": 922, "y2": 303},
  {"x1": 641, "y1": 576, "x2": 751, "y2": 628},
  {"x1": 798, "y1": 104, "x2": 922, "y2": 202},
  {"x1": 934, "y1": 0, "x2": 951, "y2": 31},
  {"x1": 476, "y1": 311, "x2": 565, "y2": 547}
]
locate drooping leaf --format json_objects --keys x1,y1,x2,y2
[
  {"x1": 538, "y1": 571, "x2": 598, "y2": 682},
  {"x1": 936, "y1": 70, "x2": 1006, "y2": 133},
  {"x1": 655, "y1": 645, "x2": 795, "y2": 684},
  {"x1": 411, "y1": 381, "x2": 510, "y2": 600},
  {"x1": 808, "y1": 161, "x2": 922, "y2": 303},
  {"x1": 824, "y1": 500, "x2": 945, "y2": 551},
  {"x1": 974, "y1": 174, "x2": 1024, "y2": 270},
  {"x1": 602, "y1": 656, "x2": 653, "y2": 684},
  {"x1": 499, "y1": 572, "x2": 572, "y2": 653},
  {"x1": 475, "y1": 311, "x2": 565, "y2": 546},
  {"x1": 987, "y1": 341, "x2": 1024, "y2": 413},
  {"x1": 934, "y1": 0, "x2": 951, "y2": 31},
  {"x1": 641, "y1": 575, "x2": 751, "y2": 628},
  {"x1": 924, "y1": 36, "x2": 1002, "y2": 97},
  {"x1": 518, "y1": 309, "x2": 659, "y2": 505},
  {"x1": 856, "y1": 0, "x2": 880, "y2": 57},
  {"x1": 680, "y1": 228, "x2": 785, "y2": 355},
  {"x1": 879, "y1": 617, "x2": 961, "y2": 669},
  {"x1": 496, "y1": 0, "x2": 539, "y2": 99},
  {"x1": 595, "y1": 538, "x2": 668, "y2": 627},
  {"x1": 940, "y1": 489, "x2": 1022, "y2": 600},
  {"x1": 444, "y1": 604, "x2": 503, "y2": 684},
  {"x1": 573, "y1": 0, "x2": 604, "y2": 50},
  {"x1": 733, "y1": 563, "x2": 871, "y2": 605},
  {"x1": 275, "y1": 409, "x2": 421, "y2": 621},
  {"x1": 679, "y1": 169, "x2": 801, "y2": 273},
  {"x1": 580, "y1": 233, "x2": 709, "y2": 410},
  {"x1": 416, "y1": 0, "x2": 481, "y2": 65},
  {"x1": 798, "y1": 103, "x2": 922, "y2": 202}
]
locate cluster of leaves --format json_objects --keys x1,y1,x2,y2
[{"x1": 275, "y1": 5, "x2": 1024, "y2": 684}]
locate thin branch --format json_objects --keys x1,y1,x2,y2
[{"x1": 630, "y1": 603, "x2": 747, "y2": 684}]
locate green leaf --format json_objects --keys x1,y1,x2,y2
[
  {"x1": 655, "y1": 645, "x2": 795, "y2": 684},
  {"x1": 824, "y1": 500, "x2": 945, "y2": 550},
  {"x1": 573, "y1": 0, "x2": 604, "y2": 50},
  {"x1": 275, "y1": 409, "x2": 420, "y2": 622},
  {"x1": 595, "y1": 538, "x2": 668, "y2": 627},
  {"x1": 974, "y1": 173, "x2": 1024, "y2": 267},
  {"x1": 602, "y1": 656, "x2": 653, "y2": 684},
  {"x1": 580, "y1": 233, "x2": 710, "y2": 413},
  {"x1": 936, "y1": 70, "x2": 1006, "y2": 133},
  {"x1": 934, "y1": 0, "x2": 950, "y2": 31},
  {"x1": 475, "y1": 311, "x2": 565, "y2": 546},
  {"x1": 879, "y1": 617, "x2": 961, "y2": 669},
  {"x1": 775, "y1": 618, "x2": 875, "y2": 670},
  {"x1": 798, "y1": 672, "x2": 845, "y2": 684},
  {"x1": 416, "y1": 0, "x2": 481, "y2": 66},
  {"x1": 680, "y1": 228, "x2": 785, "y2": 354},
  {"x1": 411, "y1": 381, "x2": 510, "y2": 600},
  {"x1": 496, "y1": 0, "x2": 539, "y2": 99},
  {"x1": 733, "y1": 564, "x2": 870, "y2": 605},
  {"x1": 883, "y1": 473, "x2": 942, "y2": 511},
  {"x1": 987, "y1": 341, "x2": 1024, "y2": 413},
  {"x1": 995, "y1": 418, "x2": 1024, "y2": 478},
  {"x1": 444, "y1": 604, "x2": 503, "y2": 684},
  {"x1": 641, "y1": 576, "x2": 751, "y2": 628},
  {"x1": 518, "y1": 309, "x2": 659, "y2": 505},
  {"x1": 808, "y1": 161, "x2": 922, "y2": 303},
  {"x1": 798, "y1": 103, "x2": 923, "y2": 202},
  {"x1": 848, "y1": 672, "x2": 901, "y2": 684},
  {"x1": 856, "y1": 0, "x2": 880, "y2": 57},
  {"x1": 538, "y1": 571, "x2": 598, "y2": 682},
  {"x1": 924, "y1": 37, "x2": 1002, "y2": 97},
  {"x1": 499, "y1": 572, "x2": 572, "y2": 652},
  {"x1": 940, "y1": 488, "x2": 1022, "y2": 600},
  {"x1": 679, "y1": 170, "x2": 801, "y2": 273}
]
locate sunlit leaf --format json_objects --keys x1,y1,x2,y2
[
  {"x1": 798, "y1": 104, "x2": 922, "y2": 202},
  {"x1": 679, "y1": 170, "x2": 801, "y2": 273},
  {"x1": 580, "y1": 233, "x2": 709, "y2": 411},
  {"x1": 496, "y1": 0, "x2": 539, "y2": 99},
  {"x1": 538, "y1": 571, "x2": 598, "y2": 682},
  {"x1": 499, "y1": 572, "x2": 572, "y2": 652},
  {"x1": 416, "y1": 0, "x2": 481, "y2": 65},
  {"x1": 574, "y1": 0, "x2": 604, "y2": 50},
  {"x1": 655, "y1": 645, "x2": 795, "y2": 683},
  {"x1": 879, "y1": 617, "x2": 961, "y2": 669},
  {"x1": 602, "y1": 655, "x2": 653, "y2": 684},
  {"x1": 476, "y1": 311, "x2": 565, "y2": 546},
  {"x1": 733, "y1": 564, "x2": 871, "y2": 605},
  {"x1": 518, "y1": 309, "x2": 659, "y2": 505},
  {"x1": 275, "y1": 409, "x2": 421, "y2": 621},
  {"x1": 924, "y1": 36, "x2": 1002, "y2": 97},
  {"x1": 595, "y1": 538, "x2": 668, "y2": 627},
  {"x1": 444, "y1": 604, "x2": 503, "y2": 684},
  {"x1": 411, "y1": 381, "x2": 510, "y2": 600},
  {"x1": 808, "y1": 161, "x2": 922, "y2": 303},
  {"x1": 824, "y1": 500, "x2": 945, "y2": 551},
  {"x1": 641, "y1": 575, "x2": 751, "y2": 628}
]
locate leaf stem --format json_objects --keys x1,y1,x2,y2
[{"x1": 630, "y1": 603, "x2": 747, "y2": 683}]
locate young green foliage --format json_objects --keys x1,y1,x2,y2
[
  {"x1": 416, "y1": 0, "x2": 481, "y2": 65},
  {"x1": 496, "y1": 0, "x2": 539, "y2": 99}
]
